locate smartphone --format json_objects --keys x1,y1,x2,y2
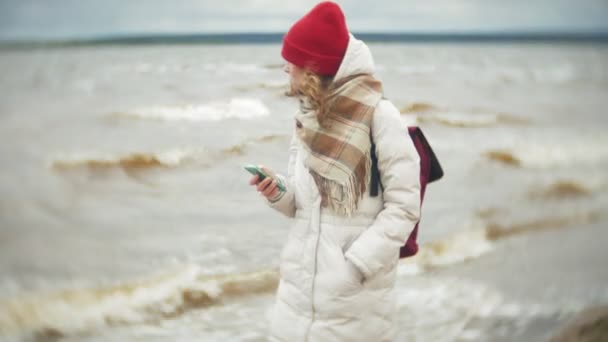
[{"x1": 244, "y1": 164, "x2": 286, "y2": 192}]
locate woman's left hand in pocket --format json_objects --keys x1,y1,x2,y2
[{"x1": 345, "y1": 260, "x2": 364, "y2": 285}]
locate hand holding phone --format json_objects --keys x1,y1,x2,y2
[
  {"x1": 244, "y1": 164, "x2": 287, "y2": 202},
  {"x1": 244, "y1": 164, "x2": 287, "y2": 192}
]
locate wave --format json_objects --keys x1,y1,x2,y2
[
  {"x1": 50, "y1": 135, "x2": 288, "y2": 171},
  {"x1": 50, "y1": 148, "x2": 206, "y2": 171},
  {"x1": 399, "y1": 225, "x2": 493, "y2": 276},
  {"x1": 399, "y1": 102, "x2": 529, "y2": 128},
  {"x1": 484, "y1": 210, "x2": 600, "y2": 241},
  {"x1": 263, "y1": 64, "x2": 284, "y2": 70},
  {"x1": 483, "y1": 150, "x2": 522, "y2": 167},
  {"x1": 0, "y1": 266, "x2": 278, "y2": 341},
  {"x1": 416, "y1": 112, "x2": 529, "y2": 128},
  {"x1": 0, "y1": 210, "x2": 599, "y2": 340},
  {"x1": 528, "y1": 180, "x2": 592, "y2": 200},
  {"x1": 484, "y1": 139, "x2": 608, "y2": 168},
  {"x1": 475, "y1": 207, "x2": 506, "y2": 220},
  {"x1": 400, "y1": 102, "x2": 437, "y2": 114},
  {"x1": 400, "y1": 209, "x2": 601, "y2": 275},
  {"x1": 109, "y1": 98, "x2": 270, "y2": 122}
]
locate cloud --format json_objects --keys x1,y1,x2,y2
[{"x1": 0, "y1": 0, "x2": 607, "y2": 40}]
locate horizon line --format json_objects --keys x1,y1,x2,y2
[{"x1": 2, "y1": 31, "x2": 608, "y2": 48}]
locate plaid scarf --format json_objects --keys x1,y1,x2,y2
[{"x1": 295, "y1": 74, "x2": 383, "y2": 216}]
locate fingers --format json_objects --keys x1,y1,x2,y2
[
  {"x1": 256, "y1": 177, "x2": 272, "y2": 192},
  {"x1": 267, "y1": 187, "x2": 279, "y2": 199},
  {"x1": 262, "y1": 180, "x2": 278, "y2": 198},
  {"x1": 247, "y1": 165, "x2": 280, "y2": 200}
]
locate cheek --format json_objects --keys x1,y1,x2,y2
[
  {"x1": 288, "y1": 69, "x2": 297, "y2": 80},
  {"x1": 290, "y1": 70, "x2": 303, "y2": 85},
  {"x1": 288, "y1": 72, "x2": 301, "y2": 90}
]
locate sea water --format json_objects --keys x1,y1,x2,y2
[{"x1": 0, "y1": 42, "x2": 607, "y2": 341}]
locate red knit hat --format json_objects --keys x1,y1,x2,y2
[{"x1": 281, "y1": 1, "x2": 349, "y2": 76}]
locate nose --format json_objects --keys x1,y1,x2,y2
[{"x1": 283, "y1": 63, "x2": 290, "y2": 74}]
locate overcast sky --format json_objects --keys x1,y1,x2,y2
[{"x1": 1, "y1": 0, "x2": 607, "y2": 40}]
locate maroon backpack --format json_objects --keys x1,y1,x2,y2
[{"x1": 369, "y1": 126, "x2": 443, "y2": 258}]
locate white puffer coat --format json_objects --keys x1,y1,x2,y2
[{"x1": 267, "y1": 35, "x2": 421, "y2": 342}]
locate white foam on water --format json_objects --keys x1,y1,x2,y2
[
  {"x1": 393, "y1": 274, "x2": 587, "y2": 342},
  {"x1": 399, "y1": 102, "x2": 529, "y2": 128},
  {"x1": 49, "y1": 134, "x2": 286, "y2": 171},
  {"x1": 0, "y1": 223, "x2": 497, "y2": 341},
  {"x1": 0, "y1": 265, "x2": 278, "y2": 341},
  {"x1": 0, "y1": 265, "x2": 202, "y2": 340},
  {"x1": 113, "y1": 98, "x2": 270, "y2": 122},
  {"x1": 398, "y1": 223, "x2": 494, "y2": 275},
  {"x1": 0, "y1": 214, "x2": 592, "y2": 341},
  {"x1": 511, "y1": 140, "x2": 608, "y2": 169},
  {"x1": 2, "y1": 213, "x2": 597, "y2": 340},
  {"x1": 484, "y1": 138, "x2": 608, "y2": 170},
  {"x1": 394, "y1": 276, "x2": 503, "y2": 341},
  {"x1": 412, "y1": 109, "x2": 529, "y2": 128},
  {"x1": 49, "y1": 147, "x2": 208, "y2": 169},
  {"x1": 419, "y1": 112, "x2": 504, "y2": 127}
]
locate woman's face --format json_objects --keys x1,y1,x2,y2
[{"x1": 284, "y1": 62, "x2": 304, "y2": 93}]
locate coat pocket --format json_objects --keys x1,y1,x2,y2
[
  {"x1": 344, "y1": 258, "x2": 364, "y2": 287},
  {"x1": 321, "y1": 246, "x2": 364, "y2": 297},
  {"x1": 362, "y1": 247, "x2": 400, "y2": 291}
]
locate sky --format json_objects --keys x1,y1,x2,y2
[{"x1": 1, "y1": 0, "x2": 607, "y2": 40}]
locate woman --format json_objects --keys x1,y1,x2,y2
[{"x1": 248, "y1": 2, "x2": 421, "y2": 341}]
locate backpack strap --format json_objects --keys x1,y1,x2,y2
[{"x1": 369, "y1": 130, "x2": 382, "y2": 197}]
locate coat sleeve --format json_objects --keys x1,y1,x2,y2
[
  {"x1": 265, "y1": 130, "x2": 298, "y2": 218},
  {"x1": 344, "y1": 100, "x2": 421, "y2": 279}
]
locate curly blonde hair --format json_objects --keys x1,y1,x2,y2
[{"x1": 286, "y1": 69, "x2": 335, "y2": 128}]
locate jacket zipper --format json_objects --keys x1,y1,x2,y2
[{"x1": 304, "y1": 183, "x2": 321, "y2": 341}]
